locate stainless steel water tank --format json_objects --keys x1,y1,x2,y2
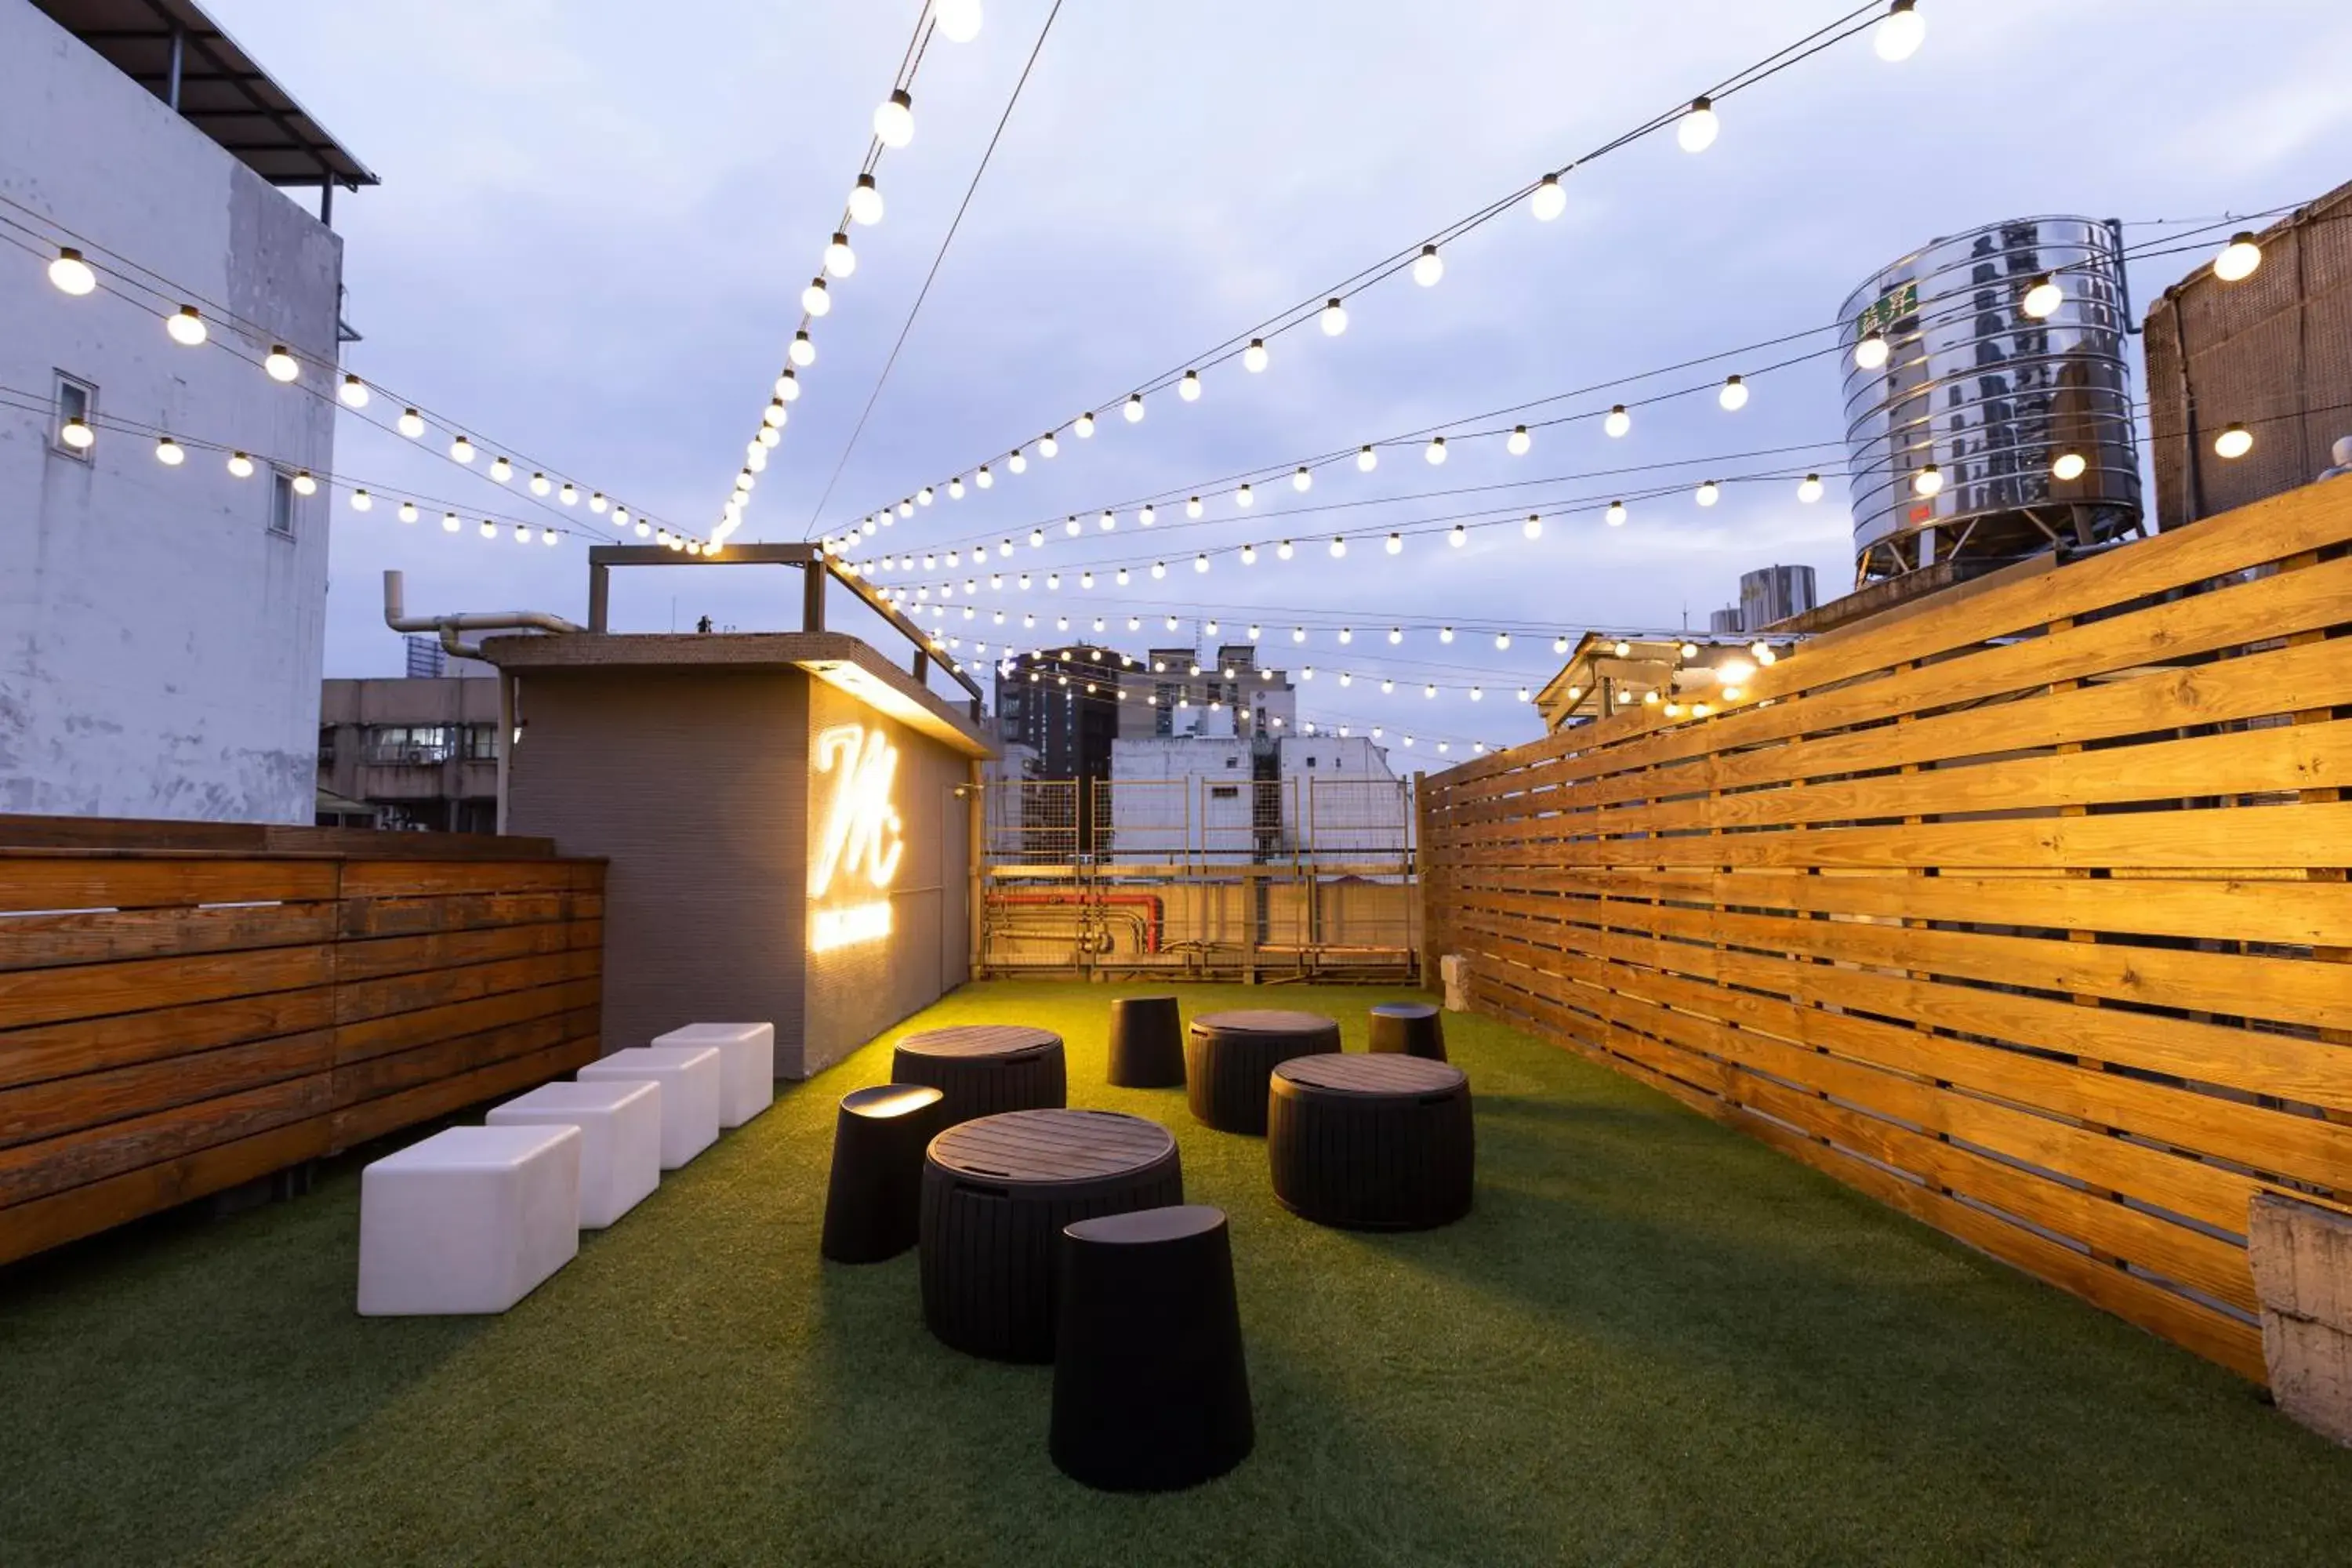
[{"x1": 1840, "y1": 216, "x2": 2143, "y2": 582}]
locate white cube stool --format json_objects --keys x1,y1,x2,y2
[
  {"x1": 579, "y1": 1046, "x2": 722, "y2": 1169},
  {"x1": 652, "y1": 1022, "x2": 775, "y2": 1127},
  {"x1": 358, "y1": 1124, "x2": 581, "y2": 1316},
  {"x1": 488, "y1": 1079, "x2": 662, "y2": 1229}
]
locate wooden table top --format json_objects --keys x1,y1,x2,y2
[
  {"x1": 1189, "y1": 1009, "x2": 1338, "y2": 1036},
  {"x1": 1276, "y1": 1053, "x2": 1465, "y2": 1097},
  {"x1": 929, "y1": 1109, "x2": 1174, "y2": 1186},
  {"x1": 895, "y1": 1024, "x2": 1062, "y2": 1061}
]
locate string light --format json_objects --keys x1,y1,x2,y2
[
  {"x1": 1293, "y1": 466, "x2": 1313, "y2": 492},
  {"x1": 590, "y1": 492, "x2": 608, "y2": 514},
  {"x1": 1912, "y1": 463, "x2": 1944, "y2": 496},
  {"x1": 1606, "y1": 499, "x2": 1627, "y2": 526},
  {"x1": 874, "y1": 89, "x2": 915, "y2": 148},
  {"x1": 1413, "y1": 245, "x2": 1445, "y2": 287},
  {"x1": 1276, "y1": 539, "x2": 1294, "y2": 560},
  {"x1": 1178, "y1": 370, "x2": 1202, "y2": 402},
  {"x1": 936, "y1": 0, "x2": 984, "y2": 44},
  {"x1": 1195, "y1": 553, "x2": 1211, "y2": 572},
  {"x1": 2215, "y1": 422, "x2": 2253, "y2": 459},
  {"x1": 1605, "y1": 405, "x2": 1631, "y2": 437},
  {"x1": 1507, "y1": 425, "x2": 1532, "y2": 456},
  {"x1": 225, "y1": 450, "x2": 254, "y2": 477},
  {"x1": 490, "y1": 456, "x2": 514, "y2": 484},
  {"x1": 154, "y1": 435, "x2": 183, "y2": 466},
  {"x1": 1426, "y1": 437, "x2": 1447, "y2": 465},
  {"x1": 2021, "y1": 274, "x2": 2062, "y2": 319},
  {"x1": 165, "y1": 306, "x2": 206, "y2": 346},
  {"x1": 789, "y1": 331, "x2": 816, "y2": 368},
  {"x1": 1874, "y1": 0, "x2": 1926, "y2": 61},
  {"x1": 977, "y1": 464, "x2": 993, "y2": 488},
  {"x1": 1074, "y1": 412, "x2": 1096, "y2": 438},
  {"x1": 1449, "y1": 524, "x2": 1466, "y2": 548},
  {"x1": 1040, "y1": 432, "x2": 1061, "y2": 457},
  {"x1": 292, "y1": 471, "x2": 317, "y2": 496},
  {"x1": 442, "y1": 512, "x2": 460, "y2": 532},
  {"x1": 919, "y1": 485, "x2": 935, "y2": 506},
  {"x1": 1389, "y1": 627, "x2": 1403, "y2": 644},
  {"x1": 1522, "y1": 514, "x2": 1542, "y2": 539},
  {"x1": 1136, "y1": 503, "x2": 1153, "y2": 525},
  {"x1": 1123, "y1": 393, "x2": 1146, "y2": 424},
  {"x1": 1855, "y1": 331, "x2": 1889, "y2": 369},
  {"x1": 1796, "y1": 474, "x2": 1824, "y2": 503},
  {"x1": 397, "y1": 408, "x2": 425, "y2": 438},
  {"x1": 824, "y1": 232, "x2": 857, "y2": 278},
  {"x1": 1696, "y1": 479, "x2": 1721, "y2": 506},
  {"x1": 1320, "y1": 296, "x2": 1348, "y2": 336},
  {"x1": 848, "y1": 172, "x2": 884, "y2": 227},
  {"x1": 2213, "y1": 232, "x2": 2263, "y2": 282},
  {"x1": 1357, "y1": 445, "x2": 1377, "y2": 473},
  {"x1": 2051, "y1": 450, "x2": 2087, "y2": 481},
  {"x1": 336, "y1": 372, "x2": 369, "y2": 408},
  {"x1": 1240, "y1": 543, "x2": 1257, "y2": 564},
  {"x1": 1531, "y1": 172, "x2": 1566, "y2": 221},
  {"x1": 1243, "y1": 338, "x2": 1269, "y2": 372},
  {"x1": 1008, "y1": 448, "x2": 1027, "y2": 474},
  {"x1": 351, "y1": 488, "x2": 372, "y2": 512},
  {"x1": 398, "y1": 501, "x2": 418, "y2": 523},
  {"x1": 802, "y1": 278, "x2": 832, "y2": 316},
  {"x1": 1187, "y1": 496, "x2": 1204, "y2": 519},
  {"x1": 1329, "y1": 536, "x2": 1347, "y2": 558},
  {"x1": 1440, "y1": 627, "x2": 1456, "y2": 644},
  {"x1": 1385, "y1": 532, "x2": 1403, "y2": 554},
  {"x1": 48, "y1": 246, "x2": 97, "y2": 295},
  {"x1": 1719, "y1": 375, "x2": 1748, "y2": 411},
  {"x1": 1676, "y1": 96, "x2": 1719, "y2": 153},
  {"x1": 530, "y1": 472, "x2": 551, "y2": 496},
  {"x1": 1237, "y1": 482, "x2": 1254, "y2": 507},
  {"x1": 263, "y1": 345, "x2": 299, "y2": 383},
  {"x1": 451, "y1": 435, "x2": 477, "y2": 464}
]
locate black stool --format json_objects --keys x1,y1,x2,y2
[
  {"x1": 1108, "y1": 996, "x2": 1185, "y2": 1087},
  {"x1": 1185, "y1": 1010, "x2": 1341, "y2": 1135},
  {"x1": 1368, "y1": 1001, "x2": 1447, "y2": 1062},
  {"x1": 1269, "y1": 1054, "x2": 1473, "y2": 1231},
  {"x1": 1051, "y1": 1205, "x2": 1253, "y2": 1491},
  {"x1": 820, "y1": 1083, "x2": 946, "y2": 1263}
]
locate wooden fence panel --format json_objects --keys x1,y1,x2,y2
[
  {"x1": 1419, "y1": 482, "x2": 2352, "y2": 1385},
  {"x1": 0, "y1": 840, "x2": 604, "y2": 1267}
]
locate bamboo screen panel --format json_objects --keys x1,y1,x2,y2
[{"x1": 1419, "y1": 483, "x2": 2352, "y2": 1381}]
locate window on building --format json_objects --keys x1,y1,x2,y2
[
  {"x1": 318, "y1": 727, "x2": 338, "y2": 765},
  {"x1": 1224, "y1": 756, "x2": 1239, "y2": 768},
  {"x1": 367, "y1": 725, "x2": 454, "y2": 764},
  {"x1": 1306, "y1": 756, "x2": 1318, "y2": 768},
  {"x1": 462, "y1": 724, "x2": 499, "y2": 760},
  {"x1": 52, "y1": 373, "x2": 94, "y2": 459},
  {"x1": 1209, "y1": 785, "x2": 1240, "y2": 800},
  {"x1": 270, "y1": 470, "x2": 296, "y2": 537}
]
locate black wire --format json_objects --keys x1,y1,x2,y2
[{"x1": 799, "y1": 0, "x2": 1065, "y2": 537}]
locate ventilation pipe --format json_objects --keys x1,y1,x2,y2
[{"x1": 382, "y1": 570, "x2": 583, "y2": 659}]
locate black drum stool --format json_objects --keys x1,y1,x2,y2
[
  {"x1": 1107, "y1": 996, "x2": 1185, "y2": 1088},
  {"x1": 1051, "y1": 1204, "x2": 1254, "y2": 1492},
  {"x1": 820, "y1": 1083, "x2": 946, "y2": 1263},
  {"x1": 892, "y1": 1024, "x2": 1066, "y2": 1129},
  {"x1": 1368, "y1": 1001, "x2": 1447, "y2": 1062},
  {"x1": 1268, "y1": 1054, "x2": 1474, "y2": 1230},
  {"x1": 1185, "y1": 1010, "x2": 1341, "y2": 1135}
]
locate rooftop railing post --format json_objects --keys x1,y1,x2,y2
[{"x1": 804, "y1": 561, "x2": 826, "y2": 633}]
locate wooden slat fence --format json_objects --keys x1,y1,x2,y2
[
  {"x1": 1419, "y1": 481, "x2": 2352, "y2": 1382},
  {"x1": 0, "y1": 836, "x2": 604, "y2": 1267}
]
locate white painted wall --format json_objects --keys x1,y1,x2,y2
[
  {"x1": 0, "y1": 0, "x2": 340, "y2": 823},
  {"x1": 1282, "y1": 735, "x2": 1408, "y2": 858}
]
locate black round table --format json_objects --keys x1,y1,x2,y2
[
  {"x1": 1268, "y1": 1053, "x2": 1473, "y2": 1230},
  {"x1": 1368, "y1": 1001, "x2": 1447, "y2": 1062},
  {"x1": 1185, "y1": 1010, "x2": 1341, "y2": 1135},
  {"x1": 920, "y1": 1109, "x2": 1184, "y2": 1362},
  {"x1": 892, "y1": 1024, "x2": 1067, "y2": 1129}
]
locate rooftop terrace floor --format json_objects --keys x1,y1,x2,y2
[{"x1": 5, "y1": 981, "x2": 2350, "y2": 1566}]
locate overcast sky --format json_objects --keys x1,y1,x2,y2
[{"x1": 209, "y1": 0, "x2": 2352, "y2": 750}]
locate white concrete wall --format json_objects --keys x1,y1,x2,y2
[
  {"x1": 1108, "y1": 735, "x2": 1258, "y2": 860},
  {"x1": 1283, "y1": 735, "x2": 1409, "y2": 857},
  {"x1": 0, "y1": 1, "x2": 340, "y2": 823}
]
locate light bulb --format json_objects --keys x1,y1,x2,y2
[
  {"x1": 1606, "y1": 499, "x2": 1627, "y2": 527},
  {"x1": 442, "y1": 512, "x2": 459, "y2": 532},
  {"x1": 789, "y1": 331, "x2": 816, "y2": 367},
  {"x1": 1196, "y1": 554, "x2": 1210, "y2": 572},
  {"x1": 338, "y1": 373, "x2": 372, "y2": 408},
  {"x1": 1292, "y1": 626, "x2": 1307, "y2": 643},
  {"x1": 1179, "y1": 370, "x2": 1201, "y2": 401},
  {"x1": 1187, "y1": 495, "x2": 1203, "y2": 518},
  {"x1": 514, "y1": 523, "x2": 531, "y2": 543},
  {"x1": 1385, "y1": 532, "x2": 1403, "y2": 555},
  {"x1": 154, "y1": 435, "x2": 184, "y2": 466},
  {"x1": 1856, "y1": 332, "x2": 1889, "y2": 370},
  {"x1": 352, "y1": 488, "x2": 372, "y2": 512},
  {"x1": 1531, "y1": 172, "x2": 1566, "y2": 221},
  {"x1": 898, "y1": 499, "x2": 914, "y2": 517},
  {"x1": 917, "y1": 485, "x2": 935, "y2": 506},
  {"x1": 1913, "y1": 464, "x2": 1944, "y2": 497},
  {"x1": 1074, "y1": 412, "x2": 1095, "y2": 438},
  {"x1": 1040, "y1": 432, "x2": 1059, "y2": 457},
  {"x1": 1240, "y1": 543, "x2": 1257, "y2": 564},
  {"x1": 848, "y1": 173, "x2": 884, "y2": 227},
  {"x1": 264, "y1": 345, "x2": 300, "y2": 383},
  {"x1": 1496, "y1": 631, "x2": 1512, "y2": 650},
  {"x1": 1875, "y1": 0, "x2": 1926, "y2": 61},
  {"x1": 949, "y1": 477, "x2": 964, "y2": 500},
  {"x1": 1605, "y1": 405, "x2": 1631, "y2": 437},
  {"x1": 802, "y1": 277, "x2": 831, "y2": 316},
  {"x1": 490, "y1": 456, "x2": 513, "y2": 483},
  {"x1": 1294, "y1": 466, "x2": 1312, "y2": 492},
  {"x1": 292, "y1": 471, "x2": 317, "y2": 496},
  {"x1": 1449, "y1": 524, "x2": 1466, "y2": 548},
  {"x1": 1523, "y1": 514, "x2": 1542, "y2": 539},
  {"x1": 1797, "y1": 474, "x2": 1824, "y2": 503},
  {"x1": 226, "y1": 451, "x2": 255, "y2": 478},
  {"x1": 2021, "y1": 274, "x2": 2062, "y2": 319},
  {"x1": 1237, "y1": 483, "x2": 1254, "y2": 507},
  {"x1": 776, "y1": 369, "x2": 801, "y2": 402},
  {"x1": 614, "y1": 505, "x2": 631, "y2": 527},
  {"x1": 1029, "y1": 528, "x2": 1044, "y2": 546},
  {"x1": 1321, "y1": 296, "x2": 1348, "y2": 336},
  {"x1": 2212, "y1": 231, "x2": 2262, "y2": 283},
  {"x1": 1696, "y1": 480, "x2": 1721, "y2": 506},
  {"x1": 48, "y1": 247, "x2": 96, "y2": 295},
  {"x1": 976, "y1": 464, "x2": 993, "y2": 488},
  {"x1": 936, "y1": 0, "x2": 983, "y2": 42},
  {"x1": 1506, "y1": 425, "x2": 1532, "y2": 456},
  {"x1": 2051, "y1": 450, "x2": 2087, "y2": 482},
  {"x1": 1357, "y1": 445, "x2": 1377, "y2": 472},
  {"x1": 399, "y1": 501, "x2": 419, "y2": 523},
  {"x1": 1329, "y1": 537, "x2": 1346, "y2": 558},
  {"x1": 1426, "y1": 437, "x2": 1447, "y2": 465},
  {"x1": 874, "y1": 89, "x2": 915, "y2": 148},
  {"x1": 1276, "y1": 539, "x2": 1294, "y2": 560},
  {"x1": 1243, "y1": 338, "x2": 1269, "y2": 373},
  {"x1": 397, "y1": 408, "x2": 425, "y2": 439},
  {"x1": 1719, "y1": 375, "x2": 1748, "y2": 411},
  {"x1": 2214, "y1": 422, "x2": 2253, "y2": 459},
  {"x1": 1138, "y1": 504, "x2": 1154, "y2": 525},
  {"x1": 1339, "y1": 628, "x2": 1353, "y2": 644},
  {"x1": 451, "y1": 434, "x2": 477, "y2": 464},
  {"x1": 1008, "y1": 448, "x2": 1027, "y2": 473},
  {"x1": 1064, "y1": 516, "x2": 1080, "y2": 536},
  {"x1": 1412, "y1": 245, "x2": 1444, "y2": 287},
  {"x1": 167, "y1": 306, "x2": 207, "y2": 346},
  {"x1": 529, "y1": 471, "x2": 552, "y2": 497},
  {"x1": 822, "y1": 232, "x2": 857, "y2": 279},
  {"x1": 556, "y1": 482, "x2": 578, "y2": 507},
  {"x1": 1152, "y1": 561, "x2": 1166, "y2": 579},
  {"x1": 590, "y1": 492, "x2": 608, "y2": 514},
  {"x1": 1554, "y1": 637, "x2": 1570, "y2": 655},
  {"x1": 1389, "y1": 627, "x2": 1403, "y2": 644},
  {"x1": 1677, "y1": 96, "x2": 1719, "y2": 153}
]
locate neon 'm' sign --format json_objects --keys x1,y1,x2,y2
[{"x1": 809, "y1": 723, "x2": 902, "y2": 950}]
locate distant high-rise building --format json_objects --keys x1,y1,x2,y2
[
  {"x1": 1708, "y1": 605, "x2": 1744, "y2": 635},
  {"x1": 405, "y1": 635, "x2": 446, "y2": 678},
  {"x1": 1739, "y1": 564, "x2": 1818, "y2": 631}
]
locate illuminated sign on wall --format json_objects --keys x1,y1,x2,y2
[{"x1": 809, "y1": 723, "x2": 903, "y2": 951}]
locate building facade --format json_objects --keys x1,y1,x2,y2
[
  {"x1": 0, "y1": 0, "x2": 368, "y2": 822},
  {"x1": 317, "y1": 677, "x2": 501, "y2": 833}
]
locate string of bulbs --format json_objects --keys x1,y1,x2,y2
[
  {"x1": 710, "y1": 0, "x2": 989, "y2": 547},
  {"x1": 6, "y1": 205, "x2": 706, "y2": 550},
  {"x1": 807, "y1": 0, "x2": 1927, "y2": 537}
]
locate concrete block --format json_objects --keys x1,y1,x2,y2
[
  {"x1": 2249, "y1": 1192, "x2": 2352, "y2": 1446},
  {"x1": 1439, "y1": 953, "x2": 1470, "y2": 1012}
]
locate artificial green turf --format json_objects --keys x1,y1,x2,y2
[{"x1": 4, "y1": 980, "x2": 2350, "y2": 1566}]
